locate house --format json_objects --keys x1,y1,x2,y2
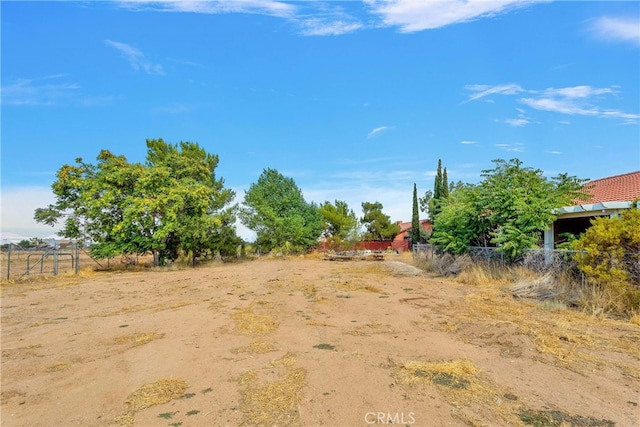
[
  {"x1": 544, "y1": 171, "x2": 640, "y2": 250},
  {"x1": 393, "y1": 219, "x2": 433, "y2": 252}
]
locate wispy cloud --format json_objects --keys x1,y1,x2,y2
[
  {"x1": 545, "y1": 150, "x2": 563, "y2": 155},
  {"x1": 466, "y1": 83, "x2": 638, "y2": 124},
  {"x1": 463, "y1": 83, "x2": 524, "y2": 103},
  {"x1": 495, "y1": 142, "x2": 525, "y2": 153},
  {"x1": 367, "y1": 125, "x2": 393, "y2": 139},
  {"x1": 459, "y1": 140, "x2": 478, "y2": 145},
  {"x1": 589, "y1": 16, "x2": 640, "y2": 46},
  {"x1": 1, "y1": 74, "x2": 79, "y2": 106},
  {"x1": 116, "y1": 0, "x2": 542, "y2": 36},
  {"x1": 116, "y1": 1, "x2": 363, "y2": 36},
  {"x1": 104, "y1": 39, "x2": 165, "y2": 75},
  {"x1": 298, "y1": 18, "x2": 363, "y2": 36},
  {"x1": 364, "y1": 0, "x2": 546, "y2": 33},
  {"x1": 116, "y1": 0, "x2": 296, "y2": 18},
  {"x1": 504, "y1": 118, "x2": 530, "y2": 127}
]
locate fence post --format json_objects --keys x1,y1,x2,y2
[
  {"x1": 75, "y1": 242, "x2": 80, "y2": 274},
  {"x1": 6, "y1": 242, "x2": 11, "y2": 281},
  {"x1": 53, "y1": 240, "x2": 59, "y2": 276}
]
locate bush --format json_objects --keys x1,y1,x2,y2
[{"x1": 573, "y1": 208, "x2": 640, "y2": 315}]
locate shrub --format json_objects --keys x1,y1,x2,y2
[{"x1": 573, "y1": 208, "x2": 640, "y2": 315}]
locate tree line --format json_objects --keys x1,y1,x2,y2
[
  {"x1": 35, "y1": 139, "x2": 401, "y2": 265},
  {"x1": 35, "y1": 139, "x2": 637, "y2": 282}
]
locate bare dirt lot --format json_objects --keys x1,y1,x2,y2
[{"x1": 2, "y1": 254, "x2": 639, "y2": 426}]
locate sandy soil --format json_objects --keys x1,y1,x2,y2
[{"x1": 1, "y1": 254, "x2": 639, "y2": 426}]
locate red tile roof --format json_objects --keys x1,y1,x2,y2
[{"x1": 579, "y1": 171, "x2": 640, "y2": 204}]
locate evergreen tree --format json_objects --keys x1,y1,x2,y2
[
  {"x1": 431, "y1": 159, "x2": 445, "y2": 219},
  {"x1": 410, "y1": 183, "x2": 421, "y2": 244},
  {"x1": 442, "y1": 167, "x2": 449, "y2": 199}
]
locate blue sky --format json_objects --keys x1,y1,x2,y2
[{"x1": 2, "y1": 0, "x2": 639, "y2": 242}]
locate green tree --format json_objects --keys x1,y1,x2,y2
[
  {"x1": 361, "y1": 201, "x2": 400, "y2": 241},
  {"x1": 431, "y1": 159, "x2": 586, "y2": 259},
  {"x1": 442, "y1": 167, "x2": 449, "y2": 199},
  {"x1": 430, "y1": 184, "x2": 491, "y2": 254},
  {"x1": 240, "y1": 168, "x2": 322, "y2": 253},
  {"x1": 35, "y1": 139, "x2": 238, "y2": 266},
  {"x1": 572, "y1": 208, "x2": 640, "y2": 313},
  {"x1": 318, "y1": 200, "x2": 359, "y2": 249},
  {"x1": 410, "y1": 183, "x2": 421, "y2": 244},
  {"x1": 423, "y1": 159, "x2": 449, "y2": 220}
]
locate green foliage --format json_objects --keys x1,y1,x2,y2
[
  {"x1": 423, "y1": 159, "x2": 450, "y2": 220},
  {"x1": 360, "y1": 201, "x2": 400, "y2": 241},
  {"x1": 430, "y1": 184, "x2": 491, "y2": 254},
  {"x1": 418, "y1": 189, "x2": 432, "y2": 216},
  {"x1": 318, "y1": 200, "x2": 359, "y2": 250},
  {"x1": 35, "y1": 139, "x2": 238, "y2": 266},
  {"x1": 240, "y1": 168, "x2": 322, "y2": 253},
  {"x1": 410, "y1": 183, "x2": 421, "y2": 244},
  {"x1": 572, "y1": 209, "x2": 640, "y2": 313},
  {"x1": 431, "y1": 159, "x2": 586, "y2": 260}
]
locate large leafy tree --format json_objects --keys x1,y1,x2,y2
[
  {"x1": 318, "y1": 200, "x2": 358, "y2": 244},
  {"x1": 361, "y1": 201, "x2": 400, "y2": 241},
  {"x1": 240, "y1": 168, "x2": 322, "y2": 253},
  {"x1": 35, "y1": 139, "x2": 238, "y2": 265},
  {"x1": 431, "y1": 158, "x2": 586, "y2": 259}
]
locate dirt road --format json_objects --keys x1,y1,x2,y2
[{"x1": 2, "y1": 255, "x2": 638, "y2": 426}]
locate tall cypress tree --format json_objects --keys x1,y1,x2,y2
[
  {"x1": 411, "y1": 183, "x2": 421, "y2": 244},
  {"x1": 442, "y1": 167, "x2": 449, "y2": 199},
  {"x1": 434, "y1": 159, "x2": 443, "y2": 200},
  {"x1": 432, "y1": 159, "x2": 444, "y2": 218}
]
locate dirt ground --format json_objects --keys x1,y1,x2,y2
[{"x1": 1, "y1": 253, "x2": 639, "y2": 426}]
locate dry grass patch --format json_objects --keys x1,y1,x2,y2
[
  {"x1": 232, "y1": 303, "x2": 279, "y2": 336},
  {"x1": 239, "y1": 354, "x2": 306, "y2": 427},
  {"x1": 113, "y1": 332, "x2": 164, "y2": 347},
  {"x1": 334, "y1": 279, "x2": 388, "y2": 295},
  {"x1": 115, "y1": 379, "x2": 188, "y2": 427},
  {"x1": 47, "y1": 361, "x2": 71, "y2": 372},
  {"x1": 231, "y1": 340, "x2": 276, "y2": 355},
  {"x1": 347, "y1": 321, "x2": 396, "y2": 336},
  {"x1": 395, "y1": 359, "x2": 480, "y2": 390},
  {"x1": 394, "y1": 359, "x2": 522, "y2": 425},
  {"x1": 450, "y1": 285, "x2": 640, "y2": 376}
]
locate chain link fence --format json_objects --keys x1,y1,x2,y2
[{"x1": 0, "y1": 240, "x2": 95, "y2": 281}]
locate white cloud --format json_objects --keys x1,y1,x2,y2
[
  {"x1": 495, "y1": 143, "x2": 525, "y2": 153},
  {"x1": 116, "y1": 0, "x2": 296, "y2": 18},
  {"x1": 366, "y1": 125, "x2": 393, "y2": 139},
  {"x1": 105, "y1": 39, "x2": 165, "y2": 75},
  {"x1": 459, "y1": 140, "x2": 478, "y2": 145},
  {"x1": 545, "y1": 150, "x2": 563, "y2": 155},
  {"x1": 1, "y1": 75, "x2": 80, "y2": 106},
  {"x1": 590, "y1": 16, "x2": 640, "y2": 46},
  {"x1": 542, "y1": 85, "x2": 616, "y2": 99},
  {"x1": 466, "y1": 82, "x2": 638, "y2": 124},
  {"x1": 116, "y1": 1, "x2": 364, "y2": 37},
  {"x1": 365, "y1": 0, "x2": 546, "y2": 33},
  {"x1": 298, "y1": 18, "x2": 363, "y2": 36},
  {"x1": 504, "y1": 118, "x2": 530, "y2": 127},
  {"x1": 519, "y1": 97, "x2": 597, "y2": 116},
  {"x1": 464, "y1": 83, "x2": 524, "y2": 103}
]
